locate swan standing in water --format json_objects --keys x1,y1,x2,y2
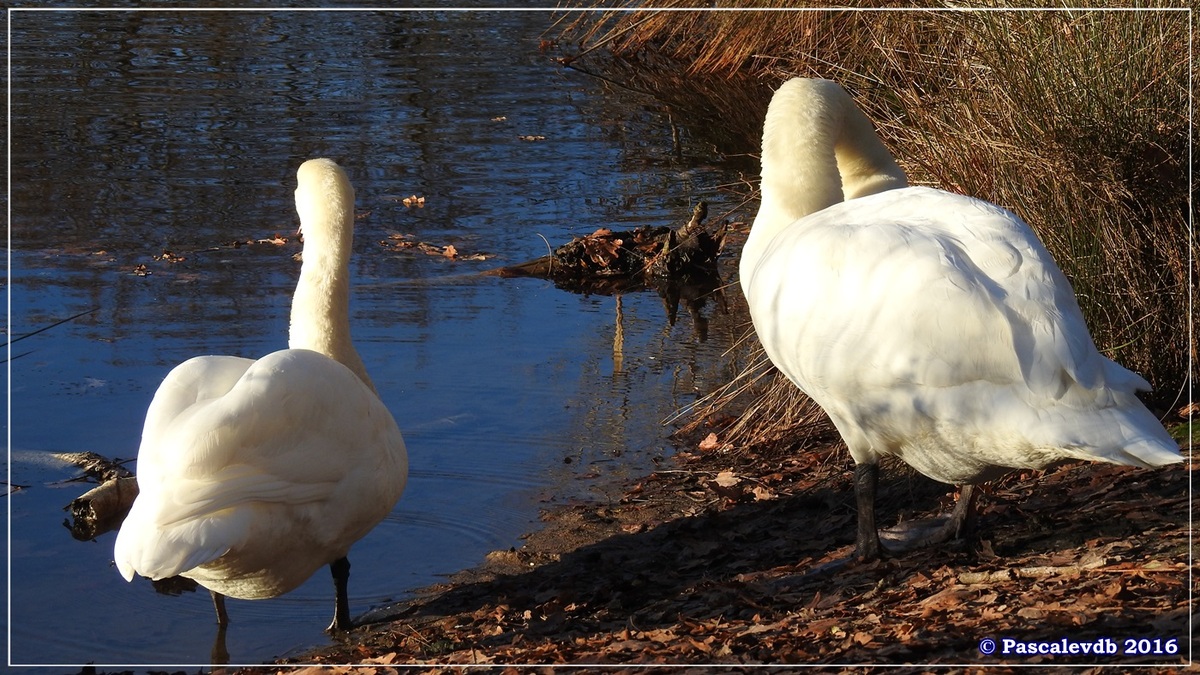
[
  {"x1": 114, "y1": 158, "x2": 408, "y2": 631},
  {"x1": 740, "y1": 78, "x2": 1181, "y2": 561}
]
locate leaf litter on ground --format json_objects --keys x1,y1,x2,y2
[{"x1": 258, "y1": 428, "x2": 1190, "y2": 671}]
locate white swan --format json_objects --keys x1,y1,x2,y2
[
  {"x1": 740, "y1": 78, "x2": 1181, "y2": 560},
  {"x1": 114, "y1": 158, "x2": 408, "y2": 631}
]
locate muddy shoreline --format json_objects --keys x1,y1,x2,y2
[{"x1": 258, "y1": 431, "x2": 1191, "y2": 672}]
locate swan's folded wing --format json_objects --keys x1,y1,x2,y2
[
  {"x1": 117, "y1": 349, "x2": 404, "y2": 578},
  {"x1": 848, "y1": 189, "x2": 1129, "y2": 397},
  {"x1": 946, "y1": 194, "x2": 1132, "y2": 398},
  {"x1": 748, "y1": 214, "x2": 1021, "y2": 395},
  {"x1": 134, "y1": 355, "x2": 257, "y2": 485},
  {"x1": 750, "y1": 188, "x2": 1147, "y2": 403},
  {"x1": 143, "y1": 349, "x2": 397, "y2": 519}
]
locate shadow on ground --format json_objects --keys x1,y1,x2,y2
[{"x1": 280, "y1": 444, "x2": 1189, "y2": 670}]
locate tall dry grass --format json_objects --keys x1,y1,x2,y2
[{"x1": 557, "y1": 5, "x2": 1194, "y2": 452}]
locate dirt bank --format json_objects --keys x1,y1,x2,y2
[{"x1": 260, "y1": 432, "x2": 1191, "y2": 672}]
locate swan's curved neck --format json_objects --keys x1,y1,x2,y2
[
  {"x1": 742, "y1": 79, "x2": 908, "y2": 280},
  {"x1": 289, "y1": 166, "x2": 375, "y2": 393}
]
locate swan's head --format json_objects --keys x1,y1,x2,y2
[{"x1": 294, "y1": 158, "x2": 355, "y2": 251}]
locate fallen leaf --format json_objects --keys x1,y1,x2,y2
[
  {"x1": 698, "y1": 433, "x2": 719, "y2": 451},
  {"x1": 751, "y1": 486, "x2": 776, "y2": 501},
  {"x1": 917, "y1": 586, "x2": 969, "y2": 617},
  {"x1": 713, "y1": 470, "x2": 740, "y2": 488}
]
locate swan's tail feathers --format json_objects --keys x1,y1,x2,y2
[
  {"x1": 1106, "y1": 437, "x2": 1184, "y2": 469},
  {"x1": 114, "y1": 506, "x2": 241, "y2": 582},
  {"x1": 115, "y1": 526, "x2": 232, "y2": 583},
  {"x1": 115, "y1": 554, "x2": 137, "y2": 583},
  {"x1": 1054, "y1": 411, "x2": 1183, "y2": 469}
]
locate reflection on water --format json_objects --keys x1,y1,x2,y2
[{"x1": 9, "y1": 9, "x2": 751, "y2": 668}]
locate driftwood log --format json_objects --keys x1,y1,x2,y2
[
  {"x1": 58, "y1": 451, "x2": 138, "y2": 541},
  {"x1": 65, "y1": 477, "x2": 139, "y2": 540}
]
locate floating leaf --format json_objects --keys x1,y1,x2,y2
[
  {"x1": 153, "y1": 250, "x2": 186, "y2": 263},
  {"x1": 255, "y1": 234, "x2": 288, "y2": 246},
  {"x1": 380, "y1": 233, "x2": 488, "y2": 262}
]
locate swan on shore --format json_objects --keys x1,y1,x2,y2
[
  {"x1": 114, "y1": 158, "x2": 408, "y2": 630},
  {"x1": 740, "y1": 78, "x2": 1182, "y2": 560}
]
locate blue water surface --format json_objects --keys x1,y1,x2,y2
[{"x1": 9, "y1": 9, "x2": 750, "y2": 668}]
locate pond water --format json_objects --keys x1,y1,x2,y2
[{"x1": 8, "y1": 9, "x2": 754, "y2": 668}]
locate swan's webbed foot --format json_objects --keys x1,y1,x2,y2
[
  {"x1": 326, "y1": 556, "x2": 353, "y2": 633},
  {"x1": 878, "y1": 483, "x2": 979, "y2": 553}
]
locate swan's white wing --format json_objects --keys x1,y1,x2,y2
[
  {"x1": 874, "y1": 187, "x2": 1117, "y2": 397},
  {"x1": 748, "y1": 198, "x2": 1012, "y2": 400},
  {"x1": 131, "y1": 355, "x2": 256, "y2": 488},
  {"x1": 744, "y1": 187, "x2": 1179, "y2": 479},
  {"x1": 115, "y1": 349, "x2": 407, "y2": 582}
]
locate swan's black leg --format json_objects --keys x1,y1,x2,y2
[
  {"x1": 853, "y1": 462, "x2": 883, "y2": 561},
  {"x1": 327, "y1": 556, "x2": 352, "y2": 632},
  {"x1": 211, "y1": 590, "x2": 230, "y2": 627},
  {"x1": 211, "y1": 622, "x2": 230, "y2": 666},
  {"x1": 945, "y1": 483, "x2": 978, "y2": 541}
]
